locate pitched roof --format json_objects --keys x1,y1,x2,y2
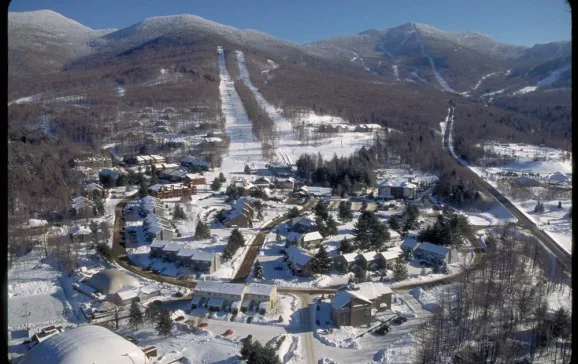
[
  {"x1": 194, "y1": 281, "x2": 247, "y2": 296},
  {"x1": 416, "y1": 242, "x2": 450, "y2": 256},
  {"x1": 331, "y1": 290, "x2": 373, "y2": 310},
  {"x1": 302, "y1": 231, "x2": 323, "y2": 242},
  {"x1": 338, "y1": 252, "x2": 359, "y2": 263},
  {"x1": 191, "y1": 251, "x2": 215, "y2": 262},
  {"x1": 246, "y1": 283, "x2": 276, "y2": 297},
  {"x1": 353, "y1": 282, "x2": 393, "y2": 300},
  {"x1": 286, "y1": 245, "x2": 313, "y2": 267}
]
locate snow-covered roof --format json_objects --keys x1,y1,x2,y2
[
  {"x1": 353, "y1": 282, "x2": 393, "y2": 300},
  {"x1": 115, "y1": 288, "x2": 140, "y2": 301},
  {"x1": 191, "y1": 251, "x2": 215, "y2": 262},
  {"x1": 338, "y1": 252, "x2": 359, "y2": 263},
  {"x1": 140, "y1": 285, "x2": 160, "y2": 295},
  {"x1": 86, "y1": 269, "x2": 141, "y2": 295},
  {"x1": 291, "y1": 216, "x2": 316, "y2": 228},
  {"x1": 416, "y1": 242, "x2": 450, "y2": 256},
  {"x1": 185, "y1": 173, "x2": 205, "y2": 180},
  {"x1": 191, "y1": 296, "x2": 202, "y2": 305},
  {"x1": 71, "y1": 196, "x2": 93, "y2": 210},
  {"x1": 286, "y1": 245, "x2": 313, "y2": 267},
  {"x1": 194, "y1": 281, "x2": 247, "y2": 297},
  {"x1": 84, "y1": 183, "x2": 103, "y2": 192},
  {"x1": 70, "y1": 225, "x2": 91, "y2": 236},
  {"x1": 331, "y1": 290, "x2": 372, "y2": 310},
  {"x1": 379, "y1": 249, "x2": 404, "y2": 261},
  {"x1": 163, "y1": 243, "x2": 184, "y2": 252},
  {"x1": 258, "y1": 301, "x2": 269, "y2": 309},
  {"x1": 20, "y1": 325, "x2": 148, "y2": 364},
  {"x1": 99, "y1": 168, "x2": 120, "y2": 179},
  {"x1": 176, "y1": 248, "x2": 196, "y2": 258},
  {"x1": 150, "y1": 240, "x2": 169, "y2": 249},
  {"x1": 302, "y1": 231, "x2": 323, "y2": 242},
  {"x1": 360, "y1": 251, "x2": 379, "y2": 262},
  {"x1": 24, "y1": 219, "x2": 48, "y2": 228},
  {"x1": 246, "y1": 283, "x2": 276, "y2": 297},
  {"x1": 301, "y1": 186, "x2": 332, "y2": 196}
]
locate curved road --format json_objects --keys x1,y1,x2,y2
[{"x1": 443, "y1": 106, "x2": 571, "y2": 272}]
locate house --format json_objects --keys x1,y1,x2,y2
[
  {"x1": 148, "y1": 182, "x2": 197, "y2": 199},
  {"x1": 244, "y1": 284, "x2": 278, "y2": 314},
  {"x1": 289, "y1": 216, "x2": 318, "y2": 234},
  {"x1": 274, "y1": 177, "x2": 295, "y2": 190},
  {"x1": 244, "y1": 164, "x2": 257, "y2": 174},
  {"x1": 138, "y1": 285, "x2": 161, "y2": 302},
  {"x1": 330, "y1": 282, "x2": 393, "y2": 327},
  {"x1": 69, "y1": 225, "x2": 92, "y2": 243},
  {"x1": 300, "y1": 186, "x2": 332, "y2": 198},
  {"x1": 185, "y1": 173, "x2": 206, "y2": 185},
  {"x1": 378, "y1": 180, "x2": 417, "y2": 199},
  {"x1": 330, "y1": 290, "x2": 373, "y2": 327},
  {"x1": 160, "y1": 168, "x2": 189, "y2": 182},
  {"x1": 143, "y1": 214, "x2": 174, "y2": 241},
  {"x1": 358, "y1": 251, "x2": 381, "y2": 270},
  {"x1": 176, "y1": 248, "x2": 196, "y2": 266},
  {"x1": 224, "y1": 197, "x2": 255, "y2": 228},
  {"x1": 351, "y1": 282, "x2": 393, "y2": 312},
  {"x1": 299, "y1": 231, "x2": 325, "y2": 250},
  {"x1": 354, "y1": 124, "x2": 382, "y2": 133},
  {"x1": 378, "y1": 246, "x2": 404, "y2": 269},
  {"x1": 82, "y1": 183, "x2": 105, "y2": 200},
  {"x1": 99, "y1": 168, "x2": 120, "y2": 182},
  {"x1": 140, "y1": 196, "x2": 165, "y2": 217},
  {"x1": 71, "y1": 196, "x2": 94, "y2": 218},
  {"x1": 266, "y1": 162, "x2": 293, "y2": 177},
  {"x1": 401, "y1": 239, "x2": 420, "y2": 254},
  {"x1": 285, "y1": 245, "x2": 315, "y2": 277},
  {"x1": 414, "y1": 242, "x2": 452, "y2": 264},
  {"x1": 190, "y1": 281, "x2": 248, "y2": 311},
  {"x1": 333, "y1": 252, "x2": 360, "y2": 272},
  {"x1": 149, "y1": 240, "x2": 169, "y2": 258},
  {"x1": 111, "y1": 287, "x2": 141, "y2": 306},
  {"x1": 181, "y1": 156, "x2": 210, "y2": 171},
  {"x1": 253, "y1": 177, "x2": 272, "y2": 188},
  {"x1": 18, "y1": 219, "x2": 49, "y2": 236},
  {"x1": 189, "y1": 250, "x2": 221, "y2": 274},
  {"x1": 161, "y1": 242, "x2": 184, "y2": 261}
]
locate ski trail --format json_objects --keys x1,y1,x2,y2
[
  {"x1": 377, "y1": 41, "x2": 395, "y2": 59},
  {"x1": 412, "y1": 23, "x2": 456, "y2": 93},
  {"x1": 350, "y1": 50, "x2": 370, "y2": 71},
  {"x1": 536, "y1": 64, "x2": 571, "y2": 87},
  {"x1": 392, "y1": 65, "x2": 400, "y2": 80},
  {"x1": 217, "y1": 46, "x2": 264, "y2": 173},
  {"x1": 472, "y1": 72, "x2": 498, "y2": 90}
]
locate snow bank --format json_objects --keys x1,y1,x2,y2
[
  {"x1": 409, "y1": 287, "x2": 439, "y2": 313},
  {"x1": 373, "y1": 333, "x2": 418, "y2": 363}
]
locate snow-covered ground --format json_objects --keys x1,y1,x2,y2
[
  {"x1": 472, "y1": 72, "x2": 498, "y2": 90},
  {"x1": 513, "y1": 86, "x2": 538, "y2": 95}
]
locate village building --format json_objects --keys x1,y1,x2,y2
[
  {"x1": 86, "y1": 269, "x2": 141, "y2": 296},
  {"x1": 298, "y1": 186, "x2": 332, "y2": 198},
  {"x1": 69, "y1": 225, "x2": 92, "y2": 243},
  {"x1": 82, "y1": 182, "x2": 106, "y2": 200},
  {"x1": 143, "y1": 214, "x2": 174, "y2": 241},
  {"x1": 224, "y1": 197, "x2": 255, "y2": 228},
  {"x1": 274, "y1": 177, "x2": 295, "y2": 190},
  {"x1": 149, "y1": 240, "x2": 170, "y2": 257},
  {"x1": 181, "y1": 156, "x2": 210, "y2": 171},
  {"x1": 160, "y1": 168, "x2": 189, "y2": 182},
  {"x1": 285, "y1": 245, "x2": 315, "y2": 277},
  {"x1": 266, "y1": 162, "x2": 293, "y2": 177},
  {"x1": 140, "y1": 196, "x2": 165, "y2": 217},
  {"x1": 71, "y1": 196, "x2": 94, "y2": 218},
  {"x1": 185, "y1": 173, "x2": 206, "y2": 185},
  {"x1": 377, "y1": 180, "x2": 417, "y2": 199},
  {"x1": 414, "y1": 242, "x2": 453, "y2": 264},
  {"x1": 330, "y1": 282, "x2": 393, "y2": 327},
  {"x1": 148, "y1": 181, "x2": 197, "y2": 199},
  {"x1": 190, "y1": 282, "x2": 278, "y2": 314},
  {"x1": 161, "y1": 242, "x2": 184, "y2": 261},
  {"x1": 333, "y1": 252, "x2": 360, "y2": 272},
  {"x1": 244, "y1": 284, "x2": 278, "y2": 314},
  {"x1": 297, "y1": 231, "x2": 325, "y2": 250},
  {"x1": 30, "y1": 325, "x2": 64, "y2": 346}
]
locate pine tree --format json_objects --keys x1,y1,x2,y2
[
  {"x1": 173, "y1": 204, "x2": 187, "y2": 220},
  {"x1": 440, "y1": 261, "x2": 449, "y2": 274},
  {"x1": 339, "y1": 237, "x2": 354, "y2": 253},
  {"x1": 326, "y1": 215, "x2": 339, "y2": 236},
  {"x1": 432, "y1": 260, "x2": 441, "y2": 274},
  {"x1": 156, "y1": 309, "x2": 173, "y2": 336},
  {"x1": 558, "y1": 201, "x2": 562, "y2": 209},
  {"x1": 145, "y1": 303, "x2": 159, "y2": 324},
  {"x1": 338, "y1": 201, "x2": 353, "y2": 222},
  {"x1": 361, "y1": 201, "x2": 368, "y2": 212},
  {"x1": 286, "y1": 207, "x2": 300, "y2": 219},
  {"x1": 139, "y1": 178, "x2": 149, "y2": 197},
  {"x1": 195, "y1": 219, "x2": 211, "y2": 240},
  {"x1": 353, "y1": 211, "x2": 390, "y2": 251},
  {"x1": 404, "y1": 248, "x2": 414, "y2": 261},
  {"x1": 276, "y1": 228, "x2": 281, "y2": 242},
  {"x1": 89, "y1": 221, "x2": 99, "y2": 244},
  {"x1": 355, "y1": 267, "x2": 367, "y2": 282},
  {"x1": 314, "y1": 200, "x2": 329, "y2": 221},
  {"x1": 393, "y1": 261, "x2": 408, "y2": 281},
  {"x1": 311, "y1": 245, "x2": 333, "y2": 274},
  {"x1": 129, "y1": 300, "x2": 144, "y2": 330},
  {"x1": 257, "y1": 209, "x2": 264, "y2": 221},
  {"x1": 315, "y1": 217, "x2": 329, "y2": 238},
  {"x1": 222, "y1": 245, "x2": 233, "y2": 261},
  {"x1": 218, "y1": 172, "x2": 227, "y2": 183},
  {"x1": 240, "y1": 335, "x2": 254, "y2": 361},
  {"x1": 388, "y1": 216, "x2": 400, "y2": 231},
  {"x1": 253, "y1": 260, "x2": 264, "y2": 280},
  {"x1": 244, "y1": 165, "x2": 251, "y2": 174},
  {"x1": 210, "y1": 177, "x2": 222, "y2": 192}
]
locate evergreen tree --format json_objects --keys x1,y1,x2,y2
[
  {"x1": 195, "y1": 219, "x2": 211, "y2": 240},
  {"x1": 89, "y1": 221, "x2": 99, "y2": 244},
  {"x1": 286, "y1": 207, "x2": 300, "y2": 219},
  {"x1": 129, "y1": 300, "x2": 144, "y2": 330},
  {"x1": 230, "y1": 228, "x2": 245, "y2": 247},
  {"x1": 355, "y1": 267, "x2": 367, "y2": 282},
  {"x1": 156, "y1": 309, "x2": 173, "y2": 336},
  {"x1": 315, "y1": 217, "x2": 329, "y2": 238},
  {"x1": 339, "y1": 237, "x2": 355, "y2": 253},
  {"x1": 310, "y1": 245, "x2": 333, "y2": 274},
  {"x1": 276, "y1": 228, "x2": 281, "y2": 242},
  {"x1": 93, "y1": 195, "x2": 105, "y2": 216},
  {"x1": 360, "y1": 201, "x2": 368, "y2": 212},
  {"x1": 222, "y1": 245, "x2": 233, "y2": 261},
  {"x1": 173, "y1": 204, "x2": 186, "y2": 220},
  {"x1": 353, "y1": 211, "x2": 390, "y2": 251},
  {"x1": 338, "y1": 201, "x2": 353, "y2": 222},
  {"x1": 440, "y1": 260, "x2": 449, "y2": 274},
  {"x1": 388, "y1": 216, "x2": 400, "y2": 231},
  {"x1": 145, "y1": 303, "x2": 159, "y2": 324},
  {"x1": 558, "y1": 201, "x2": 562, "y2": 209},
  {"x1": 240, "y1": 335, "x2": 254, "y2": 361},
  {"x1": 244, "y1": 165, "x2": 251, "y2": 174},
  {"x1": 218, "y1": 172, "x2": 227, "y2": 183},
  {"x1": 138, "y1": 178, "x2": 149, "y2": 197},
  {"x1": 150, "y1": 165, "x2": 159, "y2": 184},
  {"x1": 210, "y1": 177, "x2": 222, "y2": 192},
  {"x1": 314, "y1": 200, "x2": 329, "y2": 221},
  {"x1": 325, "y1": 215, "x2": 339, "y2": 236},
  {"x1": 393, "y1": 261, "x2": 408, "y2": 281},
  {"x1": 404, "y1": 248, "x2": 414, "y2": 261},
  {"x1": 253, "y1": 260, "x2": 264, "y2": 280}
]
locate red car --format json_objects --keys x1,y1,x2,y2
[
  {"x1": 223, "y1": 329, "x2": 233, "y2": 337},
  {"x1": 198, "y1": 322, "x2": 208, "y2": 328}
]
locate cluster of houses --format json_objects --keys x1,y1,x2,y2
[
  {"x1": 377, "y1": 179, "x2": 417, "y2": 200},
  {"x1": 190, "y1": 281, "x2": 278, "y2": 314},
  {"x1": 333, "y1": 246, "x2": 405, "y2": 273},
  {"x1": 401, "y1": 240, "x2": 453, "y2": 265},
  {"x1": 149, "y1": 240, "x2": 221, "y2": 274},
  {"x1": 223, "y1": 197, "x2": 256, "y2": 228},
  {"x1": 123, "y1": 196, "x2": 176, "y2": 242},
  {"x1": 148, "y1": 181, "x2": 197, "y2": 199},
  {"x1": 330, "y1": 281, "x2": 393, "y2": 327},
  {"x1": 318, "y1": 123, "x2": 383, "y2": 134}
]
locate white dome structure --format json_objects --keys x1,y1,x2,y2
[
  {"x1": 20, "y1": 325, "x2": 148, "y2": 364},
  {"x1": 86, "y1": 269, "x2": 140, "y2": 295}
]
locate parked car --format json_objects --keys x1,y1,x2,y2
[
  {"x1": 375, "y1": 325, "x2": 390, "y2": 335},
  {"x1": 391, "y1": 316, "x2": 407, "y2": 325},
  {"x1": 198, "y1": 322, "x2": 208, "y2": 328},
  {"x1": 173, "y1": 291, "x2": 184, "y2": 298},
  {"x1": 223, "y1": 329, "x2": 233, "y2": 337}
]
